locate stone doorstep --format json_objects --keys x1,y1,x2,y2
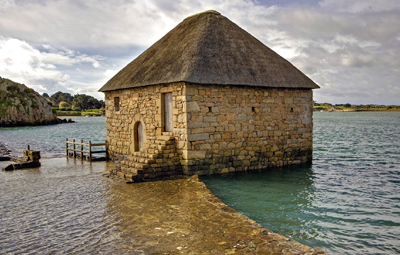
[{"x1": 158, "y1": 136, "x2": 173, "y2": 141}]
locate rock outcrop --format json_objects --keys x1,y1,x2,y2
[{"x1": 0, "y1": 77, "x2": 59, "y2": 127}]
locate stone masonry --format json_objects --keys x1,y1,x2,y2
[{"x1": 105, "y1": 82, "x2": 314, "y2": 182}]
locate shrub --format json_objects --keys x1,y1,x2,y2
[{"x1": 59, "y1": 101, "x2": 71, "y2": 109}]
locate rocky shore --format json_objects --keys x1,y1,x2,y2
[{"x1": 0, "y1": 77, "x2": 75, "y2": 127}]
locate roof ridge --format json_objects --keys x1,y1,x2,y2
[{"x1": 184, "y1": 10, "x2": 220, "y2": 20}]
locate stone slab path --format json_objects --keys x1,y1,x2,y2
[{"x1": 105, "y1": 175, "x2": 327, "y2": 254}]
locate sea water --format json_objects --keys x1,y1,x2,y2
[
  {"x1": 0, "y1": 116, "x2": 106, "y2": 158},
  {"x1": 1, "y1": 113, "x2": 399, "y2": 254},
  {"x1": 202, "y1": 112, "x2": 400, "y2": 254}
]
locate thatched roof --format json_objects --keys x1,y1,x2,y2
[{"x1": 99, "y1": 11, "x2": 319, "y2": 92}]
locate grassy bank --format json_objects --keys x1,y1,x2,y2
[{"x1": 53, "y1": 108, "x2": 105, "y2": 116}]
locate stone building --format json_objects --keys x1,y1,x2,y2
[{"x1": 99, "y1": 11, "x2": 320, "y2": 182}]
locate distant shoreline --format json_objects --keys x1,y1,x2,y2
[
  {"x1": 57, "y1": 115, "x2": 105, "y2": 117},
  {"x1": 314, "y1": 109, "x2": 400, "y2": 112}
]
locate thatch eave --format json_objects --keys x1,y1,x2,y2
[{"x1": 100, "y1": 80, "x2": 318, "y2": 93}]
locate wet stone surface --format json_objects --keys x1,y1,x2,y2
[
  {"x1": 106, "y1": 175, "x2": 327, "y2": 254},
  {"x1": 0, "y1": 157, "x2": 326, "y2": 254}
]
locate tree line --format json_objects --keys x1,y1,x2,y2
[
  {"x1": 42, "y1": 92, "x2": 105, "y2": 110},
  {"x1": 313, "y1": 101, "x2": 400, "y2": 111}
]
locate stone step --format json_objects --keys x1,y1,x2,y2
[
  {"x1": 158, "y1": 135, "x2": 175, "y2": 141},
  {"x1": 145, "y1": 159, "x2": 156, "y2": 164},
  {"x1": 162, "y1": 132, "x2": 174, "y2": 136},
  {"x1": 157, "y1": 144, "x2": 176, "y2": 150},
  {"x1": 159, "y1": 140, "x2": 175, "y2": 145},
  {"x1": 134, "y1": 162, "x2": 149, "y2": 169}
]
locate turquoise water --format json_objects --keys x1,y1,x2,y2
[
  {"x1": 1, "y1": 112, "x2": 400, "y2": 254},
  {"x1": 201, "y1": 112, "x2": 400, "y2": 254}
]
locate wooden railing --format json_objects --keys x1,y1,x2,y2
[{"x1": 66, "y1": 138, "x2": 108, "y2": 161}]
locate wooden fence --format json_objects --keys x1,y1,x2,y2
[{"x1": 66, "y1": 138, "x2": 108, "y2": 161}]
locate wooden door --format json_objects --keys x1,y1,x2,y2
[
  {"x1": 137, "y1": 122, "x2": 143, "y2": 150},
  {"x1": 164, "y1": 93, "x2": 173, "y2": 132}
]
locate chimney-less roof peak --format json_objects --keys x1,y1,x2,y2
[{"x1": 185, "y1": 10, "x2": 221, "y2": 20}]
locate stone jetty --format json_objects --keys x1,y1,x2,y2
[
  {"x1": 1, "y1": 145, "x2": 41, "y2": 171},
  {"x1": 105, "y1": 174, "x2": 327, "y2": 254}
]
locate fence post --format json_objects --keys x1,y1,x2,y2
[
  {"x1": 73, "y1": 139, "x2": 76, "y2": 158},
  {"x1": 80, "y1": 140, "x2": 83, "y2": 159},
  {"x1": 89, "y1": 141, "x2": 92, "y2": 161},
  {"x1": 105, "y1": 140, "x2": 108, "y2": 159},
  {"x1": 66, "y1": 138, "x2": 68, "y2": 157}
]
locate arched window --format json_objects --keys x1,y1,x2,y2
[{"x1": 133, "y1": 121, "x2": 144, "y2": 152}]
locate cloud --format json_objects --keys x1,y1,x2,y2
[
  {"x1": 257, "y1": 1, "x2": 400, "y2": 104},
  {"x1": 0, "y1": 37, "x2": 107, "y2": 95},
  {"x1": 0, "y1": 0, "x2": 399, "y2": 104},
  {"x1": 0, "y1": 0, "x2": 171, "y2": 50},
  {"x1": 319, "y1": 0, "x2": 400, "y2": 13}
]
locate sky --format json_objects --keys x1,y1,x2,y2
[{"x1": 0, "y1": 0, "x2": 399, "y2": 105}]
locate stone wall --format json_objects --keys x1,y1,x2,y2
[
  {"x1": 104, "y1": 82, "x2": 314, "y2": 182},
  {"x1": 181, "y1": 84, "x2": 313, "y2": 176},
  {"x1": 104, "y1": 83, "x2": 187, "y2": 182}
]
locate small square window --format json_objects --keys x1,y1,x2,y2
[{"x1": 114, "y1": 97, "x2": 120, "y2": 111}]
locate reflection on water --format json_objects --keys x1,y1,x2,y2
[
  {"x1": 201, "y1": 165, "x2": 319, "y2": 242},
  {"x1": 0, "y1": 158, "x2": 113, "y2": 254}
]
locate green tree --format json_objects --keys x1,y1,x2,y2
[
  {"x1": 72, "y1": 94, "x2": 88, "y2": 110},
  {"x1": 72, "y1": 94, "x2": 103, "y2": 110},
  {"x1": 51, "y1": 91, "x2": 73, "y2": 105}
]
